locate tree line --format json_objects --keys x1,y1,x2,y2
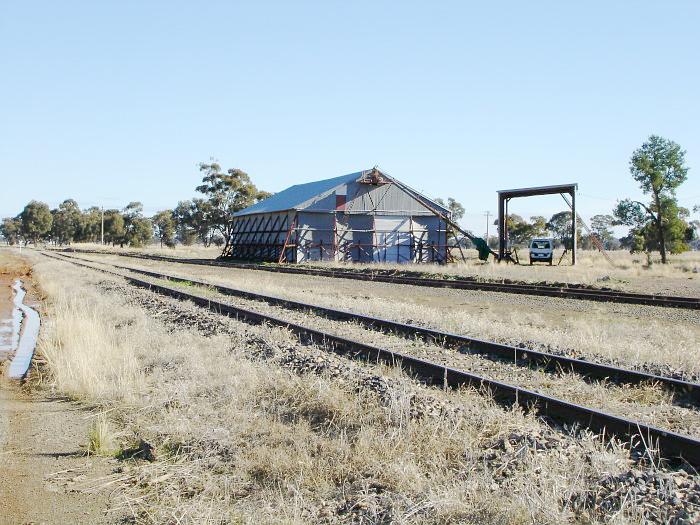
[
  {"x1": 485, "y1": 211, "x2": 620, "y2": 251},
  {"x1": 1, "y1": 137, "x2": 698, "y2": 263},
  {"x1": 0, "y1": 162, "x2": 270, "y2": 253},
  {"x1": 1, "y1": 200, "x2": 154, "y2": 247}
]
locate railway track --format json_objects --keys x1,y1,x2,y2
[
  {"x1": 43, "y1": 251, "x2": 700, "y2": 467},
  {"x1": 56, "y1": 251, "x2": 700, "y2": 401},
  {"x1": 59, "y1": 248, "x2": 700, "y2": 310}
]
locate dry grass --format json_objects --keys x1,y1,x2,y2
[
  {"x1": 134, "y1": 275, "x2": 700, "y2": 438},
  {"x1": 37, "y1": 276, "x2": 146, "y2": 402},
  {"x1": 318, "y1": 249, "x2": 700, "y2": 293},
  {"x1": 88, "y1": 414, "x2": 120, "y2": 457},
  {"x1": 64, "y1": 243, "x2": 700, "y2": 295},
  {"x1": 67, "y1": 242, "x2": 221, "y2": 260},
  {"x1": 0, "y1": 248, "x2": 32, "y2": 277},
  {"x1": 26, "y1": 252, "x2": 679, "y2": 523},
  {"x1": 78, "y1": 252, "x2": 700, "y2": 379}
]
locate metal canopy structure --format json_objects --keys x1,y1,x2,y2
[{"x1": 497, "y1": 183, "x2": 578, "y2": 264}]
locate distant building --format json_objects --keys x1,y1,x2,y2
[{"x1": 225, "y1": 168, "x2": 453, "y2": 264}]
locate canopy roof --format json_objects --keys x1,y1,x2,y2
[{"x1": 497, "y1": 183, "x2": 577, "y2": 199}]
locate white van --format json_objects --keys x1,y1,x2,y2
[{"x1": 529, "y1": 238, "x2": 554, "y2": 265}]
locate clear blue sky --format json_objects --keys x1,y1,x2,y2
[{"x1": 2, "y1": 1, "x2": 699, "y2": 236}]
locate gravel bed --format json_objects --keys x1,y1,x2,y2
[
  {"x1": 75, "y1": 252, "x2": 700, "y2": 324},
  {"x1": 143, "y1": 275, "x2": 700, "y2": 440},
  {"x1": 87, "y1": 271, "x2": 700, "y2": 524},
  {"x1": 71, "y1": 253, "x2": 700, "y2": 382},
  {"x1": 55, "y1": 253, "x2": 700, "y2": 438}
]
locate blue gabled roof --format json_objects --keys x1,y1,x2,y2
[{"x1": 234, "y1": 171, "x2": 362, "y2": 216}]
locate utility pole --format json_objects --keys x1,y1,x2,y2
[
  {"x1": 484, "y1": 211, "x2": 491, "y2": 240},
  {"x1": 101, "y1": 207, "x2": 104, "y2": 245}
]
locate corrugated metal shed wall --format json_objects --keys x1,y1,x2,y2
[
  {"x1": 296, "y1": 212, "x2": 334, "y2": 262},
  {"x1": 227, "y1": 173, "x2": 451, "y2": 263},
  {"x1": 338, "y1": 215, "x2": 374, "y2": 262},
  {"x1": 303, "y1": 181, "x2": 436, "y2": 215}
]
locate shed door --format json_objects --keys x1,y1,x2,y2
[{"x1": 373, "y1": 216, "x2": 412, "y2": 263}]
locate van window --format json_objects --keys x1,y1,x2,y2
[{"x1": 531, "y1": 241, "x2": 550, "y2": 249}]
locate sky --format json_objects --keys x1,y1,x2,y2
[{"x1": 1, "y1": 1, "x2": 699, "y2": 237}]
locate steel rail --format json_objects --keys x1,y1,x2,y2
[
  {"x1": 43, "y1": 251, "x2": 700, "y2": 466},
  {"x1": 54, "y1": 251, "x2": 700, "y2": 402},
  {"x1": 58, "y1": 249, "x2": 700, "y2": 309}
]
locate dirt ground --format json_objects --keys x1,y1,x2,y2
[
  {"x1": 0, "y1": 276, "x2": 14, "y2": 362},
  {"x1": 0, "y1": 250, "x2": 114, "y2": 525},
  {"x1": 0, "y1": 383, "x2": 114, "y2": 525}
]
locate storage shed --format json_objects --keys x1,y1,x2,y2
[{"x1": 224, "y1": 168, "x2": 453, "y2": 264}]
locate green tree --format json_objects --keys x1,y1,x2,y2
[
  {"x1": 529, "y1": 216, "x2": 548, "y2": 238},
  {"x1": 122, "y1": 202, "x2": 153, "y2": 247},
  {"x1": 129, "y1": 218, "x2": 153, "y2": 247},
  {"x1": 506, "y1": 214, "x2": 532, "y2": 245},
  {"x1": 435, "y1": 197, "x2": 465, "y2": 221},
  {"x1": 152, "y1": 210, "x2": 176, "y2": 248},
  {"x1": 103, "y1": 209, "x2": 125, "y2": 246},
  {"x1": 19, "y1": 200, "x2": 53, "y2": 244},
  {"x1": 0, "y1": 217, "x2": 21, "y2": 245},
  {"x1": 51, "y1": 199, "x2": 82, "y2": 245},
  {"x1": 547, "y1": 211, "x2": 576, "y2": 248},
  {"x1": 190, "y1": 198, "x2": 215, "y2": 246},
  {"x1": 173, "y1": 200, "x2": 197, "y2": 245},
  {"x1": 617, "y1": 197, "x2": 693, "y2": 256},
  {"x1": 494, "y1": 214, "x2": 547, "y2": 246},
  {"x1": 613, "y1": 135, "x2": 690, "y2": 263},
  {"x1": 590, "y1": 214, "x2": 614, "y2": 245},
  {"x1": 173, "y1": 198, "x2": 215, "y2": 246},
  {"x1": 76, "y1": 207, "x2": 103, "y2": 242},
  {"x1": 196, "y1": 162, "x2": 269, "y2": 253}
]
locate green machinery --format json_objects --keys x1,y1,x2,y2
[{"x1": 464, "y1": 232, "x2": 497, "y2": 262}]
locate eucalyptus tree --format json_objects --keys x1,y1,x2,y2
[
  {"x1": 122, "y1": 202, "x2": 153, "y2": 247},
  {"x1": 195, "y1": 162, "x2": 270, "y2": 254},
  {"x1": 0, "y1": 217, "x2": 21, "y2": 245},
  {"x1": 50, "y1": 199, "x2": 82, "y2": 245},
  {"x1": 435, "y1": 197, "x2": 465, "y2": 221},
  {"x1": 103, "y1": 210, "x2": 126, "y2": 246},
  {"x1": 19, "y1": 200, "x2": 53, "y2": 244},
  {"x1": 173, "y1": 200, "x2": 196, "y2": 245},
  {"x1": 614, "y1": 136, "x2": 691, "y2": 263},
  {"x1": 152, "y1": 210, "x2": 176, "y2": 248},
  {"x1": 76, "y1": 206, "x2": 103, "y2": 242}
]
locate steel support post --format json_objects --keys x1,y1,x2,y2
[
  {"x1": 498, "y1": 195, "x2": 505, "y2": 261},
  {"x1": 571, "y1": 190, "x2": 577, "y2": 265}
]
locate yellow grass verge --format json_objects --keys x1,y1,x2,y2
[
  {"x1": 37, "y1": 277, "x2": 145, "y2": 402},
  {"x1": 63, "y1": 243, "x2": 700, "y2": 292},
  {"x1": 28, "y1": 252, "x2": 661, "y2": 523}
]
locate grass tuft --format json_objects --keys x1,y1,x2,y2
[{"x1": 88, "y1": 414, "x2": 120, "y2": 457}]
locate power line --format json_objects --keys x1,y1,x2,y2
[{"x1": 484, "y1": 211, "x2": 491, "y2": 240}]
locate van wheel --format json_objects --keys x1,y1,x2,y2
[
  {"x1": 548, "y1": 260, "x2": 552, "y2": 266},
  {"x1": 529, "y1": 259, "x2": 533, "y2": 265}
]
